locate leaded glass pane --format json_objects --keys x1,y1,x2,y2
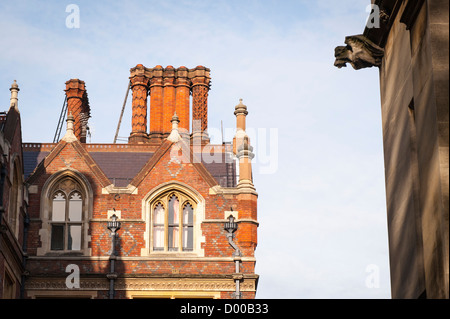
[
  {"x1": 68, "y1": 192, "x2": 82, "y2": 222},
  {"x1": 182, "y1": 203, "x2": 194, "y2": 250},
  {"x1": 153, "y1": 203, "x2": 164, "y2": 250},
  {"x1": 68, "y1": 225, "x2": 82, "y2": 250},
  {"x1": 52, "y1": 192, "x2": 66, "y2": 221},
  {"x1": 51, "y1": 224, "x2": 64, "y2": 250},
  {"x1": 168, "y1": 195, "x2": 179, "y2": 250}
]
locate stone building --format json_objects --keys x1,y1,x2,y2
[
  {"x1": 2, "y1": 64, "x2": 259, "y2": 299},
  {"x1": 0, "y1": 81, "x2": 28, "y2": 299},
  {"x1": 335, "y1": 0, "x2": 448, "y2": 298}
]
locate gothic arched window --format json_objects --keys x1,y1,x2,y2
[
  {"x1": 49, "y1": 179, "x2": 84, "y2": 251},
  {"x1": 151, "y1": 192, "x2": 195, "y2": 252}
]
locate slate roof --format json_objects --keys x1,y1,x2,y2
[
  {"x1": 89, "y1": 152, "x2": 152, "y2": 187},
  {"x1": 23, "y1": 144, "x2": 237, "y2": 188},
  {"x1": 24, "y1": 151, "x2": 49, "y2": 179}
]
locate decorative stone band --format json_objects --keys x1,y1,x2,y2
[
  {"x1": 25, "y1": 275, "x2": 258, "y2": 292},
  {"x1": 334, "y1": 34, "x2": 384, "y2": 70}
]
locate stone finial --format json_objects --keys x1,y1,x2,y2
[
  {"x1": 167, "y1": 112, "x2": 182, "y2": 143},
  {"x1": 234, "y1": 99, "x2": 248, "y2": 116},
  {"x1": 10, "y1": 80, "x2": 19, "y2": 89},
  {"x1": 62, "y1": 112, "x2": 77, "y2": 142},
  {"x1": 171, "y1": 111, "x2": 180, "y2": 127},
  {"x1": 9, "y1": 80, "x2": 20, "y2": 111}
]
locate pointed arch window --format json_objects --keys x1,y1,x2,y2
[
  {"x1": 50, "y1": 181, "x2": 84, "y2": 251},
  {"x1": 151, "y1": 193, "x2": 195, "y2": 252}
]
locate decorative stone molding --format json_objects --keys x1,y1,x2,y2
[
  {"x1": 26, "y1": 277, "x2": 108, "y2": 290},
  {"x1": 101, "y1": 183, "x2": 138, "y2": 195},
  {"x1": 334, "y1": 34, "x2": 384, "y2": 70},
  {"x1": 209, "y1": 185, "x2": 258, "y2": 196},
  {"x1": 25, "y1": 276, "x2": 258, "y2": 292}
]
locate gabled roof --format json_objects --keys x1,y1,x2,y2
[
  {"x1": 25, "y1": 140, "x2": 111, "y2": 188},
  {"x1": 23, "y1": 141, "x2": 236, "y2": 188},
  {"x1": 129, "y1": 139, "x2": 219, "y2": 189}
]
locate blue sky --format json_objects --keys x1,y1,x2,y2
[{"x1": 0, "y1": 0, "x2": 391, "y2": 298}]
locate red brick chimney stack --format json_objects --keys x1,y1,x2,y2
[
  {"x1": 162, "y1": 66, "x2": 176, "y2": 136},
  {"x1": 175, "y1": 66, "x2": 190, "y2": 136},
  {"x1": 129, "y1": 64, "x2": 150, "y2": 143},
  {"x1": 191, "y1": 66, "x2": 211, "y2": 142},
  {"x1": 149, "y1": 65, "x2": 164, "y2": 143},
  {"x1": 64, "y1": 79, "x2": 90, "y2": 143},
  {"x1": 128, "y1": 64, "x2": 211, "y2": 144}
]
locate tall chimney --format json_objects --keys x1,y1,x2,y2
[
  {"x1": 162, "y1": 66, "x2": 176, "y2": 137},
  {"x1": 132, "y1": 64, "x2": 211, "y2": 144},
  {"x1": 191, "y1": 66, "x2": 210, "y2": 142},
  {"x1": 149, "y1": 66, "x2": 164, "y2": 143},
  {"x1": 129, "y1": 64, "x2": 149, "y2": 143},
  {"x1": 64, "y1": 79, "x2": 90, "y2": 143},
  {"x1": 175, "y1": 66, "x2": 190, "y2": 137}
]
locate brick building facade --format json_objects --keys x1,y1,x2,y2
[{"x1": 1, "y1": 65, "x2": 259, "y2": 299}]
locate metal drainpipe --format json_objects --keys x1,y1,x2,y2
[
  {"x1": 108, "y1": 231, "x2": 117, "y2": 299},
  {"x1": 107, "y1": 214, "x2": 120, "y2": 299},
  {"x1": 225, "y1": 214, "x2": 242, "y2": 299},
  {"x1": 233, "y1": 256, "x2": 242, "y2": 299}
]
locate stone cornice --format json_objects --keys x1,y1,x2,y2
[{"x1": 209, "y1": 185, "x2": 258, "y2": 196}]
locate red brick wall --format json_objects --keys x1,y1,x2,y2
[{"x1": 25, "y1": 140, "x2": 258, "y2": 298}]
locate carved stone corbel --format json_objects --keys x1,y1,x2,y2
[{"x1": 334, "y1": 34, "x2": 384, "y2": 70}]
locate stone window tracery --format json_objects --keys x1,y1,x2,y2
[
  {"x1": 151, "y1": 192, "x2": 195, "y2": 253},
  {"x1": 37, "y1": 171, "x2": 92, "y2": 256},
  {"x1": 50, "y1": 179, "x2": 84, "y2": 251}
]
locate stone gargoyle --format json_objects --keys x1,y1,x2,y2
[{"x1": 334, "y1": 34, "x2": 384, "y2": 70}]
